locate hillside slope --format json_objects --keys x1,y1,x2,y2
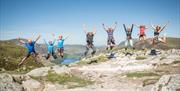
[{"x1": 0, "y1": 40, "x2": 43, "y2": 71}]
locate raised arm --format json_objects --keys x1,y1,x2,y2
[
  {"x1": 52, "y1": 33, "x2": 56, "y2": 45},
  {"x1": 150, "y1": 22, "x2": 156, "y2": 30},
  {"x1": 43, "y1": 39, "x2": 48, "y2": 46},
  {"x1": 83, "y1": 24, "x2": 88, "y2": 34},
  {"x1": 111, "y1": 22, "x2": 117, "y2": 30},
  {"x1": 35, "y1": 35, "x2": 41, "y2": 43},
  {"x1": 64, "y1": 35, "x2": 69, "y2": 40},
  {"x1": 102, "y1": 23, "x2": 108, "y2": 31},
  {"x1": 131, "y1": 24, "x2": 134, "y2": 32},
  {"x1": 160, "y1": 21, "x2": 170, "y2": 32},
  {"x1": 123, "y1": 24, "x2": 127, "y2": 32},
  {"x1": 18, "y1": 37, "x2": 25, "y2": 44}
]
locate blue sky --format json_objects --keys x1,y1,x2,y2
[{"x1": 0, "y1": 0, "x2": 180, "y2": 46}]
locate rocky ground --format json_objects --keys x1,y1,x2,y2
[{"x1": 0, "y1": 49, "x2": 180, "y2": 91}]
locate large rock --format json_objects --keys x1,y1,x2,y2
[
  {"x1": 26, "y1": 67, "x2": 50, "y2": 77},
  {"x1": 43, "y1": 83, "x2": 64, "y2": 91},
  {"x1": 151, "y1": 74, "x2": 180, "y2": 91},
  {"x1": 12, "y1": 74, "x2": 30, "y2": 84},
  {"x1": 51, "y1": 65, "x2": 70, "y2": 75},
  {"x1": 0, "y1": 73, "x2": 23, "y2": 91},
  {"x1": 22, "y1": 79, "x2": 44, "y2": 91}
]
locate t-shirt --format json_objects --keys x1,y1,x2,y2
[
  {"x1": 25, "y1": 41, "x2": 36, "y2": 53},
  {"x1": 57, "y1": 39, "x2": 65, "y2": 48}
]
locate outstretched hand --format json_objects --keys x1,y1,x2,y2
[{"x1": 35, "y1": 35, "x2": 41, "y2": 42}]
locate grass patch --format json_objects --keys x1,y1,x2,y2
[
  {"x1": 76, "y1": 54, "x2": 108, "y2": 65},
  {"x1": 135, "y1": 56, "x2": 147, "y2": 60},
  {"x1": 31, "y1": 72, "x2": 94, "y2": 88},
  {"x1": 176, "y1": 88, "x2": 180, "y2": 91},
  {"x1": 143, "y1": 77, "x2": 160, "y2": 86},
  {"x1": 76, "y1": 60, "x2": 89, "y2": 65},
  {"x1": 0, "y1": 40, "x2": 43, "y2": 73},
  {"x1": 172, "y1": 60, "x2": 180, "y2": 64},
  {"x1": 126, "y1": 71, "x2": 159, "y2": 78},
  {"x1": 91, "y1": 54, "x2": 108, "y2": 62}
]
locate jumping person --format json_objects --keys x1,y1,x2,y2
[
  {"x1": 57, "y1": 34, "x2": 69, "y2": 58},
  {"x1": 135, "y1": 24, "x2": 148, "y2": 41},
  {"x1": 83, "y1": 24, "x2": 96, "y2": 56},
  {"x1": 102, "y1": 22, "x2": 117, "y2": 50},
  {"x1": 43, "y1": 34, "x2": 57, "y2": 60},
  {"x1": 150, "y1": 21, "x2": 169, "y2": 45},
  {"x1": 18, "y1": 35, "x2": 41, "y2": 66},
  {"x1": 123, "y1": 24, "x2": 134, "y2": 50}
]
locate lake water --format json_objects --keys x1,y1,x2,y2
[{"x1": 60, "y1": 58, "x2": 79, "y2": 65}]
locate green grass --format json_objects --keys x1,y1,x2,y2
[
  {"x1": 0, "y1": 41, "x2": 43, "y2": 72},
  {"x1": 135, "y1": 56, "x2": 147, "y2": 60},
  {"x1": 172, "y1": 60, "x2": 180, "y2": 64},
  {"x1": 176, "y1": 88, "x2": 180, "y2": 91},
  {"x1": 143, "y1": 77, "x2": 160, "y2": 86},
  {"x1": 77, "y1": 54, "x2": 108, "y2": 65},
  {"x1": 126, "y1": 71, "x2": 160, "y2": 78},
  {"x1": 31, "y1": 72, "x2": 94, "y2": 88},
  {"x1": 76, "y1": 60, "x2": 89, "y2": 65}
]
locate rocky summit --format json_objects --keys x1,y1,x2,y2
[{"x1": 0, "y1": 48, "x2": 180, "y2": 91}]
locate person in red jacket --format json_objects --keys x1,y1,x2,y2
[{"x1": 135, "y1": 24, "x2": 148, "y2": 41}]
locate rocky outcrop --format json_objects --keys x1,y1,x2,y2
[
  {"x1": 26, "y1": 65, "x2": 71, "y2": 77},
  {"x1": 151, "y1": 74, "x2": 180, "y2": 91},
  {"x1": 22, "y1": 79, "x2": 44, "y2": 91},
  {"x1": 0, "y1": 73, "x2": 23, "y2": 91},
  {"x1": 0, "y1": 49, "x2": 180, "y2": 91},
  {"x1": 26, "y1": 67, "x2": 51, "y2": 77}
]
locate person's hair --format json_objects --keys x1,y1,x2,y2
[
  {"x1": 108, "y1": 28, "x2": 113, "y2": 32},
  {"x1": 140, "y1": 25, "x2": 145, "y2": 28},
  {"x1": 87, "y1": 32, "x2": 93, "y2": 35},
  {"x1": 156, "y1": 26, "x2": 161, "y2": 31}
]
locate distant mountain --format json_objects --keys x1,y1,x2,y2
[{"x1": 119, "y1": 37, "x2": 180, "y2": 49}]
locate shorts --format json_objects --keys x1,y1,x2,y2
[
  {"x1": 26, "y1": 51, "x2": 37, "y2": 57},
  {"x1": 87, "y1": 40, "x2": 93, "y2": 46},
  {"x1": 107, "y1": 37, "x2": 115, "y2": 45},
  {"x1": 139, "y1": 34, "x2": 146, "y2": 38},
  {"x1": 57, "y1": 47, "x2": 64, "y2": 53}
]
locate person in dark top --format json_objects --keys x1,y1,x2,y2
[
  {"x1": 123, "y1": 24, "x2": 134, "y2": 50},
  {"x1": 150, "y1": 21, "x2": 169, "y2": 45},
  {"x1": 83, "y1": 24, "x2": 96, "y2": 56}
]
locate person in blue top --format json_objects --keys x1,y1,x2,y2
[
  {"x1": 57, "y1": 34, "x2": 69, "y2": 58},
  {"x1": 102, "y1": 22, "x2": 117, "y2": 50},
  {"x1": 43, "y1": 34, "x2": 57, "y2": 60},
  {"x1": 18, "y1": 35, "x2": 41, "y2": 66}
]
